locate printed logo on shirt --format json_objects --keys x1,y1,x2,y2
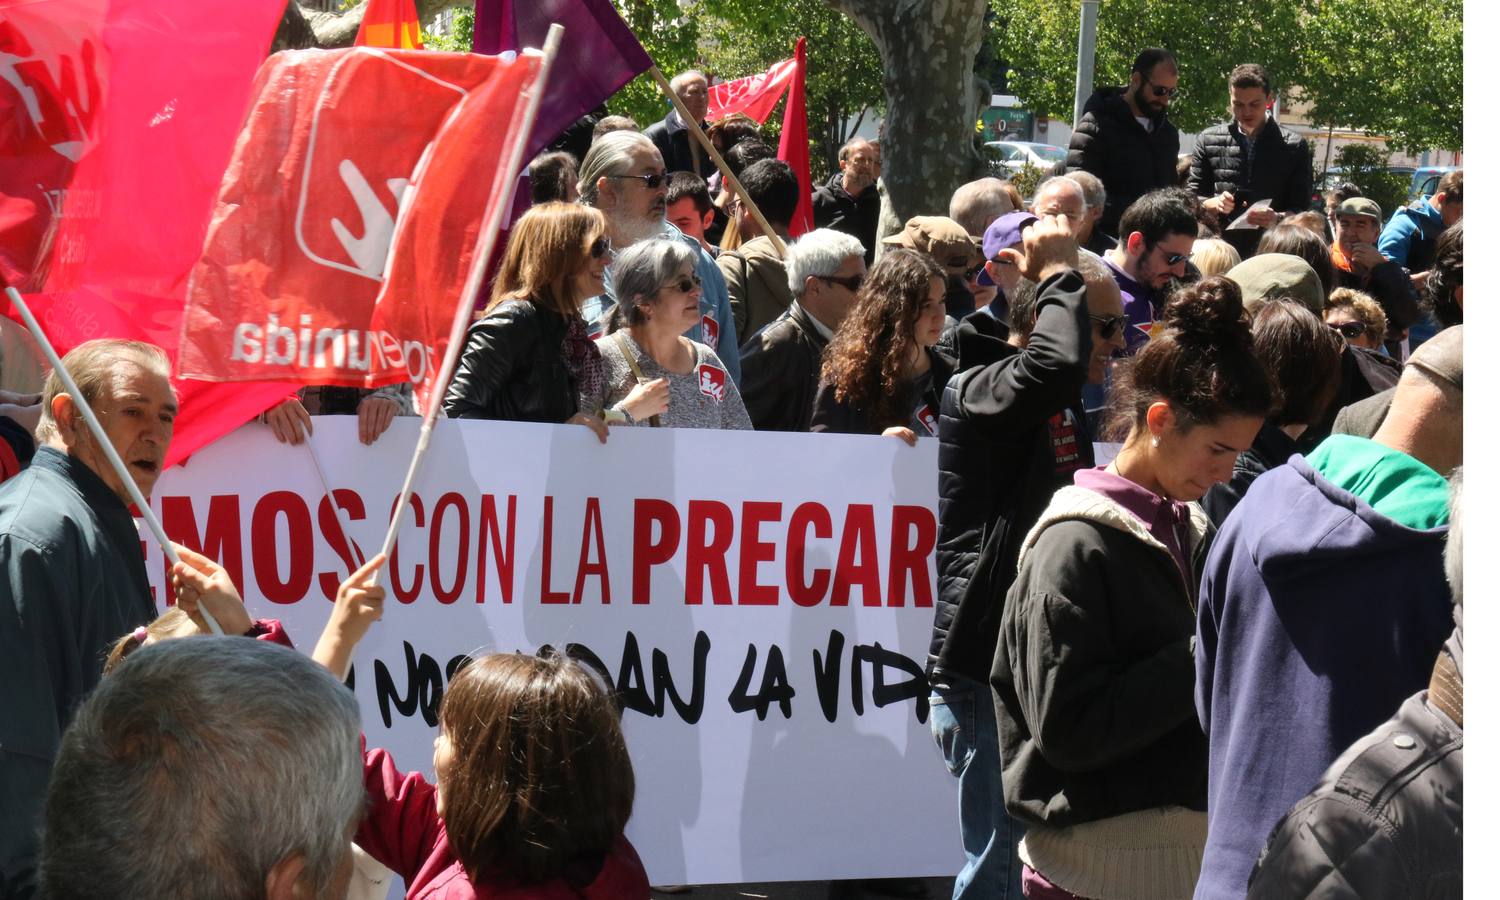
[
  {"x1": 701, "y1": 312, "x2": 720, "y2": 349},
  {"x1": 914, "y1": 403, "x2": 938, "y2": 436},
  {"x1": 697, "y1": 363, "x2": 726, "y2": 402},
  {"x1": 1048, "y1": 408, "x2": 1083, "y2": 473}
]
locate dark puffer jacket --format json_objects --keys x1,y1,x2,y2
[
  {"x1": 1066, "y1": 87, "x2": 1180, "y2": 236},
  {"x1": 1187, "y1": 118, "x2": 1314, "y2": 223},
  {"x1": 444, "y1": 300, "x2": 580, "y2": 423},
  {"x1": 1247, "y1": 685, "x2": 1461, "y2": 900},
  {"x1": 928, "y1": 270, "x2": 1093, "y2": 682}
]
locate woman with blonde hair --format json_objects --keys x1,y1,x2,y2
[
  {"x1": 1323, "y1": 287, "x2": 1388, "y2": 351},
  {"x1": 1190, "y1": 238, "x2": 1241, "y2": 277},
  {"x1": 444, "y1": 202, "x2": 663, "y2": 441}
]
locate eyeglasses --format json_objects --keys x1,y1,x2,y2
[
  {"x1": 589, "y1": 236, "x2": 612, "y2": 259},
  {"x1": 659, "y1": 273, "x2": 702, "y2": 294},
  {"x1": 1090, "y1": 314, "x2": 1126, "y2": 340},
  {"x1": 1156, "y1": 246, "x2": 1190, "y2": 266},
  {"x1": 817, "y1": 273, "x2": 864, "y2": 293},
  {"x1": 963, "y1": 262, "x2": 987, "y2": 281},
  {"x1": 613, "y1": 172, "x2": 667, "y2": 189},
  {"x1": 1143, "y1": 79, "x2": 1178, "y2": 100},
  {"x1": 990, "y1": 256, "x2": 1017, "y2": 268},
  {"x1": 1328, "y1": 321, "x2": 1368, "y2": 340}
]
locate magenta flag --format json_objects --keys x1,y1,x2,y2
[{"x1": 472, "y1": 0, "x2": 652, "y2": 161}]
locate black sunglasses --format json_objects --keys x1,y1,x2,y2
[
  {"x1": 613, "y1": 172, "x2": 667, "y2": 189},
  {"x1": 589, "y1": 236, "x2": 612, "y2": 259},
  {"x1": 818, "y1": 274, "x2": 864, "y2": 293},
  {"x1": 1156, "y1": 246, "x2": 1190, "y2": 266},
  {"x1": 963, "y1": 261, "x2": 987, "y2": 280},
  {"x1": 1144, "y1": 79, "x2": 1179, "y2": 100},
  {"x1": 1090, "y1": 314, "x2": 1126, "y2": 340},
  {"x1": 659, "y1": 272, "x2": 702, "y2": 294},
  {"x1": 1329, "y1": 321, "x2": 1368, "y2": 340}
]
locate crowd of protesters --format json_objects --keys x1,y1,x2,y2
[{"x1": 0, "y1": 46, "x2": 1463, "y2": 900}]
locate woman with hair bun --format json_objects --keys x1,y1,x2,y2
[{"x1": 993, "y1": 276, "x2": 1274, "y2": 900}]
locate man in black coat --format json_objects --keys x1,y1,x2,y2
[
  {"x1": 812, "y1": 137, "x2": 881, "y2": 265},
  {"x1": 1188, "y1": 63, "x2": 1314, "y2": 258},
  {"x1": 1066, "y1": 48, "x2": 1181, "y2": 238},
  {"x1": 738, "y1": 229, "x2": 866, "y2": 432},
  {"x1": 643, "y1": 70, "x2": 712, "y2": 179}
]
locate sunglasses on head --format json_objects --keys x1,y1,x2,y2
[
  {"x1": 659, "y1": 272, "x2": 702, "y2": 294},
  {"x1": 817, "y1": 273, "x2": 864, "y2": 293},
  {"x1": 1329, "y1": 321, "x2": 1368, "y2": 340},
  {"x1": 1090, "y1": 314, "x2": 1126, "y2": 340},
  {"x1": 589, "y1": 236, "x2": 612, "y2": 259},
  {"x1": 1144, "y1": 80, "x2": 1179, "y2": 100},
  {"x1": 614, "y1": 172, "x2": 666, "y2": 189}
]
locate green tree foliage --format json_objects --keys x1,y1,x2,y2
[
  {"x1": 420, "y1": 5, "x2": 473, "y2": 51},
  {"x1": 1329, "y1": 143, "x2": 1409, "y2": 219},
  {"x1": 1299, "y1": 0, "x2": 1462, "y2": 152}
]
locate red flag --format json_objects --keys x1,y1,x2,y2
[
  {"x1": 356, "y1": 0, "x2": 424, "y2": 50},
  {"x1": 706, "y1": 55, "x2": 798, "y2": 124},
  {"x1": 777, "y1": 38, "x2": 813, "y2": 237},
  {"x1": 177, "y1": 48, "x2": 546, "y2": 409},
  {"x1": 0, "y1": 0, "x2": 297, "y2": 468}
]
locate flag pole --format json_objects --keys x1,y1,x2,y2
[
  {"x1": 375, "y1": 24, "x2": 564, "y2": 576},
  {"x1": 649, "y1": 67, "x2": 787, "y2": 258},
  {"x1": 3, "y1": 285, "x2": 224, "y2": 634}
]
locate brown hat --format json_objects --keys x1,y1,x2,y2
[
  {"x1": 1406, "y1": 324, "x2": 1462, "y2": 391},
  {"x1": 883, "y1": 216, "x2": 983, "y2": 270},
  {"x1": 1336, "y1": 197, "x2": 1383, "y2": 222}
]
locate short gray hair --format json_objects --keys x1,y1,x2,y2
[
  {"x1": 40, "y1": 637, "x2": 364, "y2": 900},
  {"x1": 610, "y1": 237, "x2": 699, "y2": 325},
  {"x1": 1063, "y1": 169, "x2": 1107, "y2": 210},
  {"x1": 669, "y1": 69, "x2": 707, "y2": 93},
  {"x1": 949, "y1": 177, "x2": 1016, "y2": 237},
  {"x1": 1033, "y1": 176, "x2": 1085, "y2": 210},
  {"x1": 785, "y1": 229, "x2": 866, "y2": 297},
  {"x1": 36, "y1": 339, "x2": 173, "y2": 444},
  {"x1": 578, "y1": 130, "x2": 657, "y2": 207}
]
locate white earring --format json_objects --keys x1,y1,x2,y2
[{"x1": 1151, "y1": 435, "x2": 1161, "y2": 449}]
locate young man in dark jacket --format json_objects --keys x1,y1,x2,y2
[
  {"x1": 1194, "y1": 342, "x2": 1461, "y2": 900},
  {"x1": 1066, "y1": 48, "x2": 1182, "y2": 237},
  {"x1": 927, "y1": 217, "x2": 1125, "y2": 900},
  {"x1": 1247, "y1": 467, "x2": 1462, "y2": 900},
  {"x1": 1188, "y1": 64, "x2": 1314, "y2": 258}
]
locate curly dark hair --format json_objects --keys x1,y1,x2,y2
[
  {"x1": 1105, "y1": 275, "x2": 1273, "y2": 439},
  {"x1": 1425, "y1": 220, "x2": 1462, "y2": 328},
  {"x1": 819, "y1": 248, "x2": 944, "y2": 430}
]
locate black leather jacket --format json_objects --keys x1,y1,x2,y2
[{"x1": 443, "y1": 300, "x2": 580, "y2": 423}]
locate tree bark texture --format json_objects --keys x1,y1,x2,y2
[{"x1": 826, "y1": 0, "x2": 989, "y2": 242}]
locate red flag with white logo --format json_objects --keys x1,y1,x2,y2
[
  {"x1": 705, "y1": 55, "x2": 798, "y2": 124},
  {"x1": 176, "y1": 47, "x2": 545, "y2": 409},
  {"x1": 0, "y1": 0, "x2": 296, "y2": 468}
]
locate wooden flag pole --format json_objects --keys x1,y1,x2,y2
[
  {"x1": 374, "y1": 24, "x2": 564, "y2": 581},
  {"x1": 648, "y1": 67, "x2": 787, "y2": 258},
  {"x1": 3, "y1": 285, "x2": 224, "y2": 634}
]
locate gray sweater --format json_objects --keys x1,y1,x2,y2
[{"x1": 597, "y1": 332, "x2": 752, "y2": 431}]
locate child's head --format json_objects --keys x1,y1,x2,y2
[
  {"x1": 103, "y1": 607, "x2": 197, "y2": 674},
  {"x1": 435, "y1": 651, "x2": 635, "y2": 883}
]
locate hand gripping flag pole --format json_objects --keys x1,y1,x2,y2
[
  {"x1": 374, "y1": 25, "x2": 564, "y2": 580},
  {"x1": 3, "y1": 283, "x2": 224, "y2": 634}
]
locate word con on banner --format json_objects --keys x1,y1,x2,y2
[{"x1": 158, "y1": 489, "x2": 939, "y2": 608}]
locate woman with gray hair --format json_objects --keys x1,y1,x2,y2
[{"x1": 596, "y1": 238, "x2": 752, "y2": 430}]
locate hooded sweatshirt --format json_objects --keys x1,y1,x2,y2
[{"x1": 1193, "y1": 444, "x2": 1452, "y2": 900}]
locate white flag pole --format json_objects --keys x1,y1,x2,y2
[
  {"x1": 3, "y1": 285, "x2": 224, "y2": 634},
  {"x1": 375, "y1": 24, "x2": 565, "y2": 577}
]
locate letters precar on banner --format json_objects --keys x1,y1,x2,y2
[{"x1": 143, "y1": 419, "x2": 957, "y2": 883}]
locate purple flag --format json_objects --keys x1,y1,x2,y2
[{"x1": 474, "y1": 0, "x2": 654, "y2": 161}]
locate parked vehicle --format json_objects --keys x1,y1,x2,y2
[
  {"x1": 1408, "y1": 165, "x2": 1457, "y2": 203},
  {"x1": 983, "y1": 140, "x2": 1068, "y2": 176}
]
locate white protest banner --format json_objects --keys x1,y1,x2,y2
[{"x1": 142, "y1": 418, "x2": 959, "y2": 883}]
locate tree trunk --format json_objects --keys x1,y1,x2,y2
[
  {"x1": 271, "y1": 0, "x2": 464, "y2": 51},
  {"x1": 826, "y1": 0, "x2": 988, "y2": 243}
]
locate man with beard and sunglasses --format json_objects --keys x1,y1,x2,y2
[
  {"x1": 928, "y1": 218, "x2": 1124, "y2": 900},
  {"x1": 1104, "y1": 189, "x2": 1199, "y2": 354},
  {"x1": 578, "y1": 130, "x2": 741, "y2": 383},
  {"x1": 1067, "y1": 48, "x2": 1183, "y2": 237}
]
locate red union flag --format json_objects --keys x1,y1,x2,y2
[
  {"x1": 178, "y1": 48, "x2": 543, "y2": 404},
  {"x1": 705, "y1": 55, "x2": 797, "y2": 124}
]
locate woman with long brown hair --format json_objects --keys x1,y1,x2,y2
[
  {"x1": 809, "y1": 248, "x2": 953, "y2": 443},
  {"x1": 443, "y1": 202, "x2": 666, "y2": 441}
]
